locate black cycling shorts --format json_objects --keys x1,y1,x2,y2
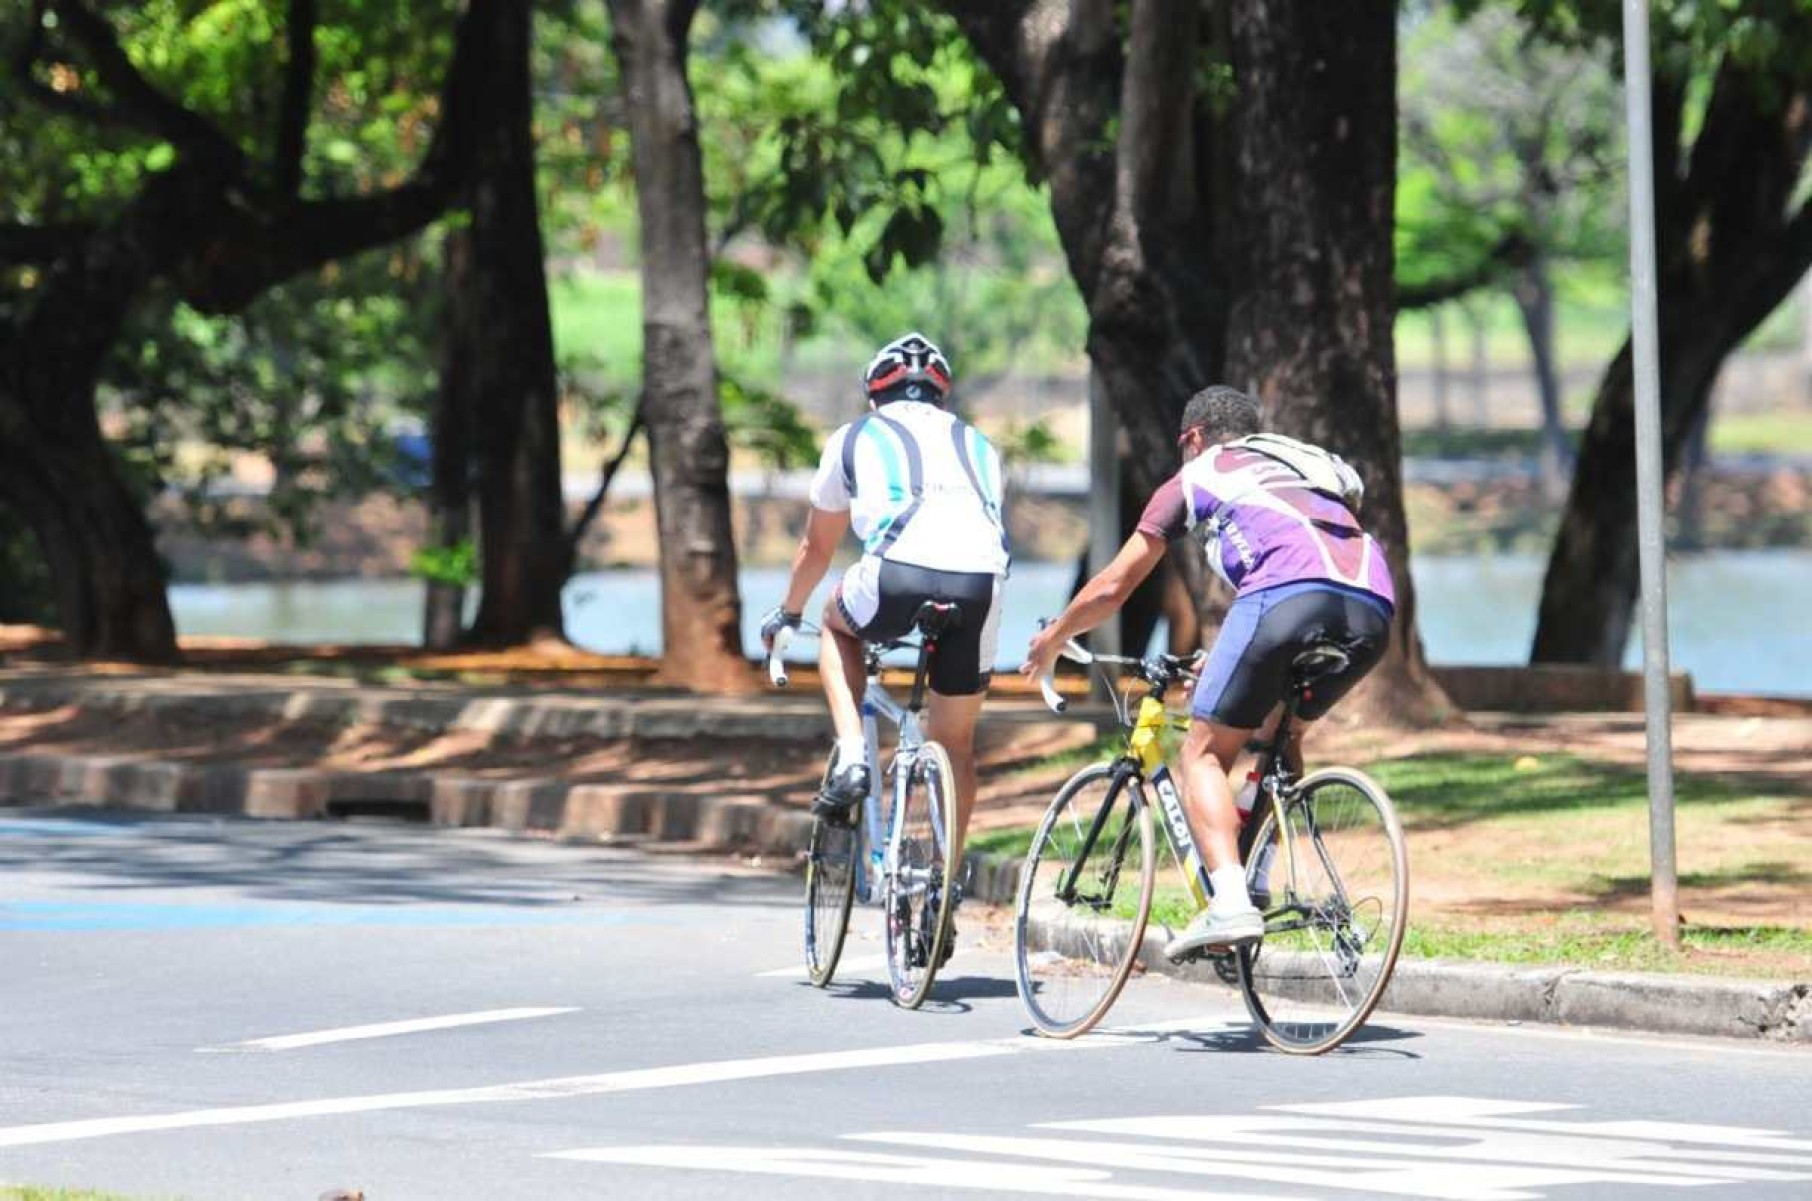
[
  {"x1": 1191, "y1": 581, "x2": 1392, "y2": 728},
  {"x1": 834, "y1": 558, "x2": 1001, "y2": 696}
]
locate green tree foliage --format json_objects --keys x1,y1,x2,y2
[
  {"x1": 1398, "y1": 4, "x2": 1621, "y2": 305},
  {"x1": 703, "y1": 2, "x2": 1086, "y2": 397}
]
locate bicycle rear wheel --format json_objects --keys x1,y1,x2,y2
[
  {"x1": 1014, "y1": 763, "x2": 1155, "y2": 1038},
  {"x1": 1237, "y1": 767, "x2": 1408, "y2": 1055},
  {"x1": 803, "y1": 748, "x2": 860, "y2": 986},
  {"x1": 883, "y1": 740, "x2": 960, "y2": 1009}
]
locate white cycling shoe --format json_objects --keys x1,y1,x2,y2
[{"x1": 1164, "y1": 904, "x2": 1265, "y2": 961}]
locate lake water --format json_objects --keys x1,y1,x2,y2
[{"x1": 168, "y1": 550, "x2": 1812, "y2": 698}]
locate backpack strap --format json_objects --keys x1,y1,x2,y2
[
  {"x1": 951, "y1": 420, "x2": 1011, "y2": 561},
  {"x1": 840, "y1": 413, "x2": 876, "y2": 497},
  {"x1": 863, "y1": 412, "x2": 924, "y2": 556}
]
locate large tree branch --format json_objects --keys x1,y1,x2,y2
[
  {"x1": 1727, "y1": 196, "x2": 1812, "y2": 336},
  {"x1": 177, "y1": 0, "x2": 499, "y2": 313},
  {"x1": 568, "y1": 399, "x2": 646, "y2": 555},
  {"x1": 46, "y1": 0, "x2": 243, "y2": 168},
  {"x1": 1397, "y1": 231, "x2": 1536, "y2": 311},
  {"x1": 274, "y1": 0, "x2": 319, "y2": 198},
  {"x1": 0, "y1": 219, "x2": 96, "y2": 263}
]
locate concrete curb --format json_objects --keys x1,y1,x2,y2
[
  {"x1": 0, "y1": 750, "x2": 816, "y2": 859},
  {"x1": 963, "y1": 851, "x2": 1811, "y2": 1044},
  {"x1": 0, "y1": 674, "x2": 1102, "y2": 748}
]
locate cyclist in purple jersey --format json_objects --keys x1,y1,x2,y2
[{"x1": 1024, "y1": 385, "x2": 1394, "y2": 958}]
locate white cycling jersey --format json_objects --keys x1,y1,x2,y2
[{"x1": 807, "y1": 400, "x2": 1010, "y2": 577}]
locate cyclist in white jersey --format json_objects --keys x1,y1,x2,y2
[{"x1": 761, "y1": 333, "x2": 1011, "y2": 864}]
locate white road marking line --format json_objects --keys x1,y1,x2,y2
[
  {"x1": 856, "y1": 1132, "x2": 1612, "y2": 1201},
  {"x1": 211, "y1": 1008, "x2": 580, "y2": 1052},
  {"x1": 1272, "y1": 1097, "x2": 1812, "y2": 1154},
  {"x1": 757, "y1": 955, "x2": 887, "y2": 979},
  {"x1": 553, "y1": 1100, "x2": 1812, "y2": 1200},
  {"x1": 0, "y1": 1016, "x2": 1221, "y2": 1150},
  {"x1": 542, "y1": 1145, "x2": 1296, "y2": 1201},
  {"x1": 1050, "y1": 1115, "x2": 1808, "y2": 1184}
]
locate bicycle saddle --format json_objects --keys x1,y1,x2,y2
[
  {"x1": 911, "y1": 600, "x2": 962, "y2": 637},
  {"x1": 1291, "y1": 639, "x2": 1351, "y2": 681}
]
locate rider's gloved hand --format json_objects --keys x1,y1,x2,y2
[{"x1": 759, "y1": 606, "x2": 802, "y2": 652}]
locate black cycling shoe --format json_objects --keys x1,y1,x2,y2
[{"x1": 812, "y1": 761, "x2": 870, "y2": 821}]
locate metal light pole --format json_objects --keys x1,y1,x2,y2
[{"x1": 1621, "y1": 0, "x2": 1680, "y2": 948}]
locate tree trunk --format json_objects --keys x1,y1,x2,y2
[
  {"x1": 0, "y1": 409, "x2": 176, "y2": 662},
  {"x1": 1467, "y1": 302, "x2": 1490, "y2": 424},
  {"x1": 1511, "y1": 256, "x2": 1570, "y2": 503},
  {"x1": 1531, "y1": 52, "x2": 1812, "y2": 664},
  {"x1": 607, "y1": 0, "x2": 752, "y2": 693},
  {"x1": 1529, "y1": 317, "x2": 1730, "y2": 664},
  {"x1": 944, "y1": 0, "x2": 1227, "y2": 507},
  {"x1": 1675, "y1": 401, "x2": 1712, "y2": 552},
  {"x1": 458, "y1": 0, "x2": 569, "y2": 647},
  {"x1": 1223, "y1": 0, "x2": 1450, "y2": 724},
  {"x1": 1430, "y1": 306, "x2": 1451, "y2": 430},
  {"x1": 423, "y1": 227, "x2": 477, "y2": 650},
  {"x1": 0, "y1": 0, "x2": 506, "y2": 662}
]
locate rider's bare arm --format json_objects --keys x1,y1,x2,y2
[
  {"x1": 1026, "y1": 531, "x2": 1167, "y2": 667},
  {"x1": 782, "y1": 506, "x2": 850, "y2": 614}
]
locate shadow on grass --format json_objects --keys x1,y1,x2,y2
[{"x1": 1367, "y1": 752, "x2": 1797, "y2": 831}]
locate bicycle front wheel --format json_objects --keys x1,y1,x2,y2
[
  {"x1": 1014, "y1": 763, "x2": 1155, "y2": 1038},
  {"x1": 883, "y1": 741, "x2": 960, "y2": 1009},
  {"x1": 1237, "y1": 766, "x2": 1408, "y2": 1055},
  {"x1": 802, "y1": 758, "x2": 860, "y2": 986}
]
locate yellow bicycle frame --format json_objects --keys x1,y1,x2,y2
[{"x1": 1124, "y1": 694, "x2": 1295, "y2": 914}]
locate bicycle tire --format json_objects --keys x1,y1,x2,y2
[
  {"x1": 883, "y1": 740, "x2": 960, "y2": 1009},
  {"x1": 1014, "y1": 762, "x2": 1155, "y2": 1038},
  {"x1": 1236, "y1": 766, "x2": 1408, "y2": 1055},
  {"x1": 803, "y1": 746, "x2": 860, "y2": 986}
]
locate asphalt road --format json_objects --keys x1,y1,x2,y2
[{"x1": 0, "y1": 806, "x2": 1807, "y2": 1201}]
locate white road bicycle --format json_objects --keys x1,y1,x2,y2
[{"x1": 766, "y1": 604, "x2": 964, "y2": 1009}]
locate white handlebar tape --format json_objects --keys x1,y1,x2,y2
[{"x1": 767, "y1": 625, "x2": 795, "y2": 687}]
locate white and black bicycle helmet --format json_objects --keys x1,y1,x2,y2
[{"x1": 862, "y1": 332, "x2": 952, "y2": 405}]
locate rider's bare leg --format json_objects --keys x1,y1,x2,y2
[
  {"x1": 1248, "y1": 703, "x2": 1311, "y2": 778},
  {"x1": 926, "y1": 688, "x2": 986, "y2": 841},
  {"x1": 818, "y1": 598, "x2": 867, "y2": 748},
  {"x1": 1179, "y1": 718, "x2": 1257, "y2": 874}
]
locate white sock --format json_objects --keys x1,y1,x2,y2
[
  {"x1": 835, "y1": 738, "x2": 868, "y2": 771},
  {"x1": 1210, "y1": 865, "x2": 1255, "y2": 913}
]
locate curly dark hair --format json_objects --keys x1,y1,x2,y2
[{"x1": 1178, "y1": 385, "x2": 1262, "y2": 444}]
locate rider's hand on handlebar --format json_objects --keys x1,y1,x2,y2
[
  {"x1": 758, "y1": 605, "x2": 801, "y2": 653},
  {"x1": 1020, "y1": 622, "x2": 1065, "y2": 683}
]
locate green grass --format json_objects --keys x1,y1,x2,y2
[
  {"x1": 1404, "y1": 919, "x2": 1812, "y2": 976},
  {"x1": 1361, "y1": 752, "x2": 1773, "y2": 828},
  {"x1": 1400, "y1": 427, "x2": 1565, "y2": 459},
  {"x1": 549, "y1": 271, "x2": 645, "y2": 370},
  {"x1": 1401, "y1": 410, "x2": 1812, "y2": 460},
  {"x1": 1393, "y1": 280, "x2": 1631, "y2": 372},
  {"x1": 979, "y1": 746, "x2": 1807, "y2": 975},
  {"x1": 1707, "y1": 409, "x2": 1812, "y2": 456}
]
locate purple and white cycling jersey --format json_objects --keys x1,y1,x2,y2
[{"x1": 1136, "y1": 436, "x2": 1396, "y2": 609}]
